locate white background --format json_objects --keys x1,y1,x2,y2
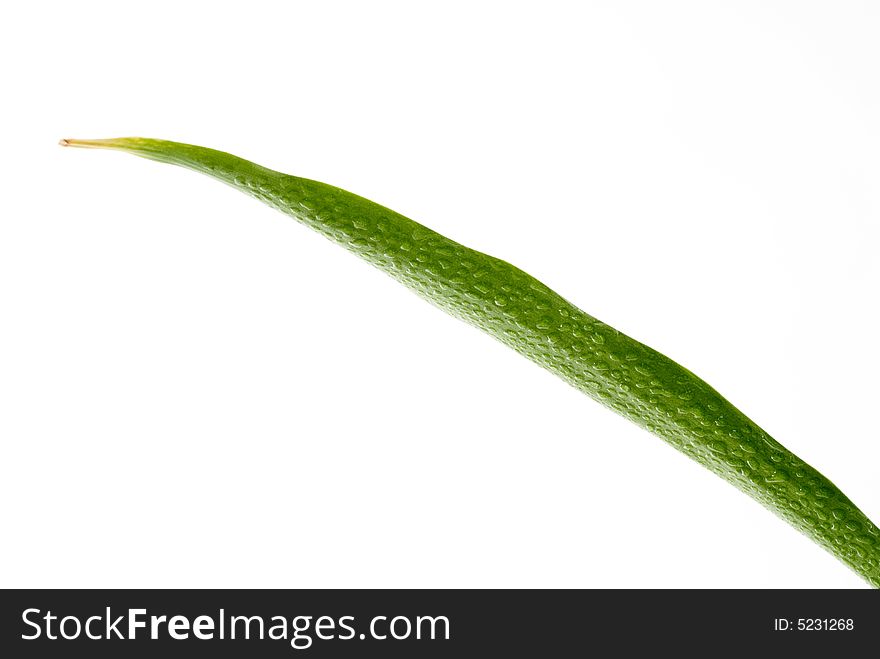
[{"x1": 1, "y1": 1, "x2": 878, "y2": 589}]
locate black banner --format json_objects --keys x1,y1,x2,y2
[{"x1": 1, "y1": 589, "x2": 876, "y2": 656}]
